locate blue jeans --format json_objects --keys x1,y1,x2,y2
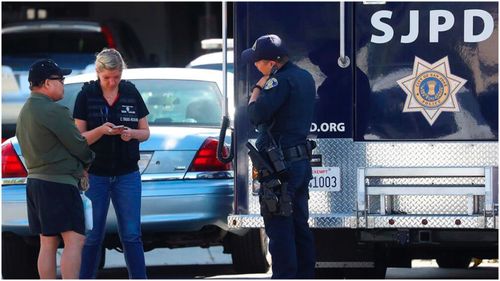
[
  {"x1": 79, "y1": 171, "x2": 147, "y2": 279},
  {"x1": 264, "y1": 159, "x2": 316, "y2": 279}
]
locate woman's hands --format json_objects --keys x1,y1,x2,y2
[
  {"x1": 100, "y1": 122, "x2": 125, "y2": 136},
  {"x1": 120, "y1": 128, "x2": 134, "y2": 142},
  {"x1": 98, "y1": 121, "x2": 148, "y2": 142}
]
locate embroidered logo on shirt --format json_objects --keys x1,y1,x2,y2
[
  {"x1": 264, "y1": 78, "x2": 279, "y2": 90},
  {"x1": 121, "y1": 105, "x2": 136, "y2": 114}
]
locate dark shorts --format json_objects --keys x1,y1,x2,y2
[{"x1": 26, "y1": 178, "x2": 85, "y2": 236}]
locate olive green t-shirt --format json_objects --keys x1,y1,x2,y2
[{"x1": 16, "y1": 92, "x2": 94, "y2": 187}]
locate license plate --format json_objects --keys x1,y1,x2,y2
[{"x1": 309, "y1": 167, "x2": 340, "y2": 192}]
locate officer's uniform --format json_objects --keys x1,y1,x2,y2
[{"x1": 247, "y1": 48, "x2": 316, "y2": 278}]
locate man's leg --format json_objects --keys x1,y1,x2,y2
[
  {"x1": 60, "y1": 230, "x2": 86, "y2": 279},
  {"x1": 38, "y1": 234, "x2": 60, "y2": 279}
]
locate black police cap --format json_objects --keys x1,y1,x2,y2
[{"x1": 241, "y1": 34, "x2": 288, "y2": 64}]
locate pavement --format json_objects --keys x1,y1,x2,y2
[{"x1": 56, "y1": 247, "x2": 498, "y2": 279}]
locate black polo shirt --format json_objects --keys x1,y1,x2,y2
[{"x1": 73, "y1": 80, "x2": 149, "y2": 176}]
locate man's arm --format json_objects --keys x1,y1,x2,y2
[{"x1": 45, "y1": 106, "x2": 94, "y2": 165}]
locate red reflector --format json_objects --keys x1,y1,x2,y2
[
  {"x1": 100, "y1": 25, "x2": 117, "y2": 49},
  {"x1": 2, "y1": 142, "x2": 27, "y2": 178},
  {"x1": 189, "y1": 138, "x2": 232, "y2": 172}
]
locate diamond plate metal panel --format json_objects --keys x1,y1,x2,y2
[
  {"x1": 391, "y1": 195, "x2": 469, "y2": 215},
  {"x1": 312, "y1": 139, "x2": 367, "y2": 213},
  {"x1": 371, "y1": 177, "x2": 485, "y2": 186},
  {"x1": 309, "y1": 215, "x2": 354, "y2": 228},
  {"x1": 367, "y1": 178, "x2": 487, "y2": 214},
  {"x1": 241, "y1": 139, "x2": 497, "y2": 229},
  {"x1": 365, "y1": 143, "x2": 498, "y2": 167},
  {"x1": 228, "y1": 215, "x2": 265, "y2": 228},
  {"x1": 370, "y1": 215, "x2": 491, "y2": 228},
  {"x1": 227, "y1": 214, "x2": 496, "y2": 229},
  {"x1": 487, "y1": 217, "x2": 497, "y2": 228},
  {"x1": 228, "y1": 214, "x2": 356, "y2": 229}
]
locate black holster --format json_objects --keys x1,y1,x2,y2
[
  {"x1": 247, "y1": 142, "x2": 292, "y2": 217},
  {"x1": 259, "y1": 180, "x2": 292, "y2": 218}
]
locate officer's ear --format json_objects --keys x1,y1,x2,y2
[{"x1": 270, "y1": 61, "x2": 278, "y2": 74}]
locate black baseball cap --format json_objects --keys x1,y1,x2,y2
[
  {"x1": 28, "y1": 59, "x2": 72, "y2": 84},
  {"x1": 241, "y1": 34, "x2": 288, "y2": 64}
]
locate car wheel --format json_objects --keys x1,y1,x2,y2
[
  {"x1": 2, "y1": 234, "x2": 39, "y2": 278},
  {"x1": 436, "y1": 254, "x2": 471, "y2": 268},
  {"x1": 230, "y1": 228, "x2": 270, "y2": 274}
]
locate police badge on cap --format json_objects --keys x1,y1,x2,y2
[{"x1": 241, "y1": 34, "x2": 288, "y2": 64}]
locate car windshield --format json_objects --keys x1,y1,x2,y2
[
  {"x1": 61, "y1": 79, "x2": 223, "y2": 127},
  {"x1": 3, "y1": 31, "x2": 107, "y2": 54}
]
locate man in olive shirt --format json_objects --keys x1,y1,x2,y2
[{"x1": 16, "y1": 59, "x2": 94, "y2": 279}]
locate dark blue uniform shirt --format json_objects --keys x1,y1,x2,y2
[{"x1": 248, "y1": 62, "x2": 316, "y2": 151}]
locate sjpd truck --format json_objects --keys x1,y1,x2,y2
[{"x1": 219, "y1": 2, "x2": 498, "y2": 278}]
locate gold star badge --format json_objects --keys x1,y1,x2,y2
[{"x1": 397, "y1": 56, "x2": 467, "y2": 125}]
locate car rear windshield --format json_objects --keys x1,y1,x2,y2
[
  {"x1": 3, "y1": 31, "x2": 107, "y2": 54},
  {"x1": 191, "y1": 63, "x2": 234, "y2": 73},
  {"x1": 62, "y1": 79, "x2": 223, "y2": 127}
]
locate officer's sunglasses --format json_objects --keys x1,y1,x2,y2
[{"x1": 47, "y1": 76, "x2": 65, "y2": 84}]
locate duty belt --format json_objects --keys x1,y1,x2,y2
[{"x1": 283, "y1": 144, "x2": 309, "y2": 162}]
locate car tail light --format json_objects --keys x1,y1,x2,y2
[
  {"x1": 100, "y1": 25, "x2": 117, "y2": 49},
  {"x1": 189, "y1": 138, "x2": 232, "y2": 172},
  {"x1": 2, "y1": 142, "x2": 27, "y2": 178},
  {"x1": 138, "y1": 152, "x2": 153, "y2": 174}
]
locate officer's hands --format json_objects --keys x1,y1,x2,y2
[
  {"x1": 249, "y1": 75, "x2": 270, "y2": 104},
  {"x1": 257, "y1": 75, "x2": 270, "y2": 88}
]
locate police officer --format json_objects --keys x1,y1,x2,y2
[{"x1": 242, "y1": 34, "x2": 316, "y2": 279}]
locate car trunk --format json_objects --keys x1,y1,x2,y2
[{"x1": 140, "y1": 126, "x2": 221, "y2": 178}]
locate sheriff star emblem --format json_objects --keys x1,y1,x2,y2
[{"x1": 397, "y1": 56, "x2": 467, "y2": 126}]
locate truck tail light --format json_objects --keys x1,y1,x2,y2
[
  {"x1": 2, "y1": 142, "x2": 27, "y2": 178},
  {"x1": 189, "y1": 137, "x2": 232, "y2": 172}
]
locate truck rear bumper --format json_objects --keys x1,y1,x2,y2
[{"x1": 228, "y1": 214, "x2": 498, "y2": 229}]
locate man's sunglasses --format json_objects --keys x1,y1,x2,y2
[{"x1": 47, "y1": 77, "x2": 65, "y2": 83}]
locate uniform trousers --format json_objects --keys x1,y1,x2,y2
[{"x1": 263, "y1": 159, "x2": 316, "y2": 279}]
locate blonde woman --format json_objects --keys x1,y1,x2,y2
[{"x1": 74, "y1": 48, "x2": 150, "y2": 279}]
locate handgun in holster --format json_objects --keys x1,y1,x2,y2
[
  {"x1": 246, "y1": 142, "x2": 292, "y2": 217},
  {"x1": 305, "y1": 139, "x2": 317, "y2": 160}
]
